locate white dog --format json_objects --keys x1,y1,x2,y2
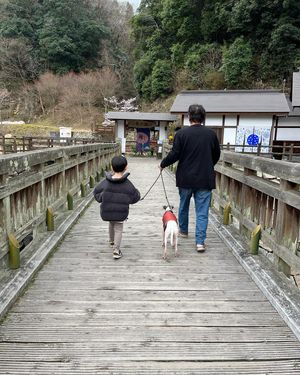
[{"x1": 162, "y1": 205, "x2": 179, "y2": 260}]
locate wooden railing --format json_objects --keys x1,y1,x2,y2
[
  {"x1": 214, "y1": 151, "x2": 300, "y2": 283},
  {"x1": 163, "y1": 143, "x2": 300, "y2": 286},
  {"x1": 0, "y1": 136, "x2": 115, "y2": 155},
  {"x1": 0, "y1": 143, "x2": 120, "y2": 260},
  {"x1": 221, "y1": 142, "x2": 300, "y2": 161},
  {"x1": 163, "y1": 142, "x2": 300, "y2": 161}
]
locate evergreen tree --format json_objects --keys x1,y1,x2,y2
[{"x1": 132, "y1": 0, "x2": 300, "y2": 99}]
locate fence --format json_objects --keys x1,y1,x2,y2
[
  {"x1": 0, "y1": 136, "x2": 115, "y2": 155},
  {"x1": 0, "y1": 143, "x2": 120, "y2": 260},
  {"x1": 163, "y1": 143, "x2": 300, "y2": 286},
  {"x1": 222, "y1": 142, "x2": 300, "y2": 161}
]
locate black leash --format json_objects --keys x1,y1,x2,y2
[
  {"x1": 139, "y1": 170, "x2": 172, "y2": 207},
  {"x1": 160, "y1": 171, "x2": 172, "y2": 208},
  {"x1": 139, "y1": 171, "x2": 162, "y2": 201}
]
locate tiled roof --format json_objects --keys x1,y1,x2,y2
[
  {"x1": 107, "y1": 112, "x2": 177, "y2": 122},
  {"x1": 171, "y1": 90, "x2": 290, "y2": 114}
]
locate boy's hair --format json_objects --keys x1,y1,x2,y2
[
  {"x1": 111, "y1": 155, "x2": 127, "y2": 173},
  {"x1": 188, "y1": 104, "x2": 206, "y2": 124}
]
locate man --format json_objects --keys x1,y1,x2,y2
[{"x1": 160, "y1": 104, "x2": 220, "y2": 252}]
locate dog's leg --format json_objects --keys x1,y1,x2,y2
[
  {"x1": 174, "y1": 234, "x2": 178, "y2": 257},
  {"x1": 163, "y1": 230, "x2": 168, "y2": 260}
]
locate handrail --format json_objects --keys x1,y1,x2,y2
[
  {"x1": 162, "y1": 143, "x2": 300, "y2": 288},
  {"x1": 0, "y1": 135, "x2": 115, "y2": 155},
  {"x1": 163, "y1": 142, "x2": 300, "y2": 162},
  {"x1": 0, "y1": 143, "x2": 120, "y2": 261}
]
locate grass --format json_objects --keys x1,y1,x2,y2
[
  {"x1": 0, "y1": 121, "x2": 59, "y2": 137},
  {"x1": 0, "y1": 120, "x2": 91, "y2": 137}
]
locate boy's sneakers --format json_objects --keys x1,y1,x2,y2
[
  {"x1": 113, "y1": 249, "x2": 122, "y2": 259},
  {"x1": 196, "y1": 244, "x2": 206, "y2": 252},
  {"x1": 109, "y1": 241, "x2": 114, "y2": 247}
]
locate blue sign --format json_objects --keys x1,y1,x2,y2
[{"x1": 247, "y1": 134, "x2": 260, "y2": 146}]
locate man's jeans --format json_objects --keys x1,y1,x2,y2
[{"x1": 178, "y1": 188, "x2": 212, "y2": 245}]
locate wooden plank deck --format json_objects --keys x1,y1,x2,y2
[{"x1": 1, "y1": 157, "x2": 300, "y2": 374}]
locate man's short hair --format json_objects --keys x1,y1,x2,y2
[
  {"x1": 188, "y1": 104, "x2": 206, "y2": 124},
  {"x1": 111, "y1": 155, "x2": 127, "y2": 173}
]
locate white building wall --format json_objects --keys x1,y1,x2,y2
[
  {"x1": 277, "y1": 116, "x2": 300, "y2": 140},
  {"x1": 277, "y1": 116, "x2": 300, "y2": 127},
  {"x1": 183, "y1": 114, "x2": 189, "y2": 126},
  {"x1": 116, "y1": 120, "x2": 126, "y2": 153},
  {"x1": 277, "y1": 128, "x2": 300, "y2": 141},
  {"x1": 223, "y1": 128, "x2": 236, "y2": 145},
  {"x1": 159, "y1": 121, "x2": 167, "y2": 140},
  {"x1": 116, "y1": 120, "x2": 125, "y2": 138},
  {"x1": 239, "y1": 115, "x2": 273, "y2": 128},
  {"x1": 224, "y1": 115, "x2": 238, "y2": 126},
  {"x1": 205, "y1": 115, "x2": 223, "y2": 126},
  {"x1": 184, "y1": 114, "x2": 224, "y2": 126}
]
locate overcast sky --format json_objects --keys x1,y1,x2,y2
[{"x1": 121, "y1": 0, "x2": 140, "y2": 11}]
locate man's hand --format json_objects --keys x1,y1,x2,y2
[{"x1": 158, "y1": 165, "x2": 164, "y2": 172}]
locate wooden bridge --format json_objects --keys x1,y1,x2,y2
[{"x1": 1, "y1": 146, "x2": 300, "y2": 374}]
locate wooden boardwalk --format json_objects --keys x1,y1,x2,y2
[{"x1": 1, "y1": 158, "x2": 300, "y2": 374}]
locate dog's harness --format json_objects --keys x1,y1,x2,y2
[{"x1": 162, "y1": 211, "x2": 178, "y2": 231}]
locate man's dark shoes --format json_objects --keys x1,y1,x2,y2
[{"x1": 178, "y1": 232, "x2": 188, "y2": 238}]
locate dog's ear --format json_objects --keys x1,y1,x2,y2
[{"x1": 163, "y1": 205, "x2": 167, "y2": 210}]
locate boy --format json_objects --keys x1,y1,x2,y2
[{"x1": 93, "y1": 156, "x2": 140, "y2": 259}]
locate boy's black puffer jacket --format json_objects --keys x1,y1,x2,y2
[{"x1": 93, "y1": 172, "x2": 140, "y2": 221}]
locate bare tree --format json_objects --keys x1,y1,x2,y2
[
  {"x1": 35, "y1": 72, "x2": 63, "y2": 118},
  {"x1": 0, "y1": 88, "x2": 9, "y2": 124},
  {"x1": 0, "y1": 38, "x2": 38, "y2": 90}
]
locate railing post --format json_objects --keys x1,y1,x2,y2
[
  {"x1": 81, "y1": 182, "x2": 87, "y2": 197},
  {"x1": 89, "y1": 176, "x2": 95, "y2": 188},
  {"x1": 250, "y1": 225, "x2": 261, "y2": 255},
  {"x1": 13, "y1": 137, "x2": 17, "y2": 152},
  {"x1": 46, "y1": 207, "x2": 54, "y2": 231},
  {"x1": 28, "y1": 137, "x2": 33, "y2": 151},
  {"x1": 67, "y1": 192, "x2": 74, "y2": 210},
  {"x1": 8, "y1": 234, "x2": 20, "y2": 269},
  {"x1": 288, "y1": 144, "x2": 294, "y2": 161},
  {"x1": 223, "y1": 203, "x2": 231, "y2": 225},
  {"x1": 1, "y1": 135, "x2": 5, "y2": 154},
  {"x1": 257, "y1": 142, "x2": 261, "y2": 156}
]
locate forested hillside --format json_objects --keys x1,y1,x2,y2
[
  {"x1": 132, "y1": 0, "x2": 300, "y2": 100},
  {"x1": 0, "y1": 0, "x2": 300, "y2": 130},
  {"x1": 0, "y1": 0, "x2": 135, "y2": 128}
]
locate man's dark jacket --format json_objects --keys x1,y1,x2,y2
[
  {"x1": 93, "y1": 172, "x2": 140, "y2": 221},
  {"x1": 160, "y1": 124, "x2": 220, "y2": 190}
]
